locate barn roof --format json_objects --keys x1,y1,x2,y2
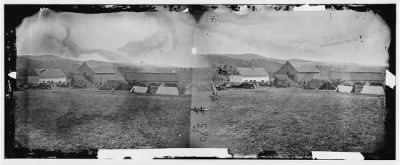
[
  {"x1": 33, "y1": 69, "x2": 66, "y2": 78},
  {"x1": 288, "y1": 60, "x2": 320, "y2": 73},
  {"x1": 84, "y1": 61, "x2": 116, "y2": 74},
  {"x1": 236, "y1": 67, "x2": 269, "y2": 77},
  {"x1": 125, "y1": 72, "x2": 179, "y2": 82}
]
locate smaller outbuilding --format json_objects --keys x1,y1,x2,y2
[
  {"x1": 29, "y1": 68, "x2": 67, "y2": 84},
  {"x1": 230, "y1": 67, "x2": 269, "y2": 84}
]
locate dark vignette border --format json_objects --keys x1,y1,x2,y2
[{"x1": 3, "y1": 4, "x2": 396, "y2": 159}]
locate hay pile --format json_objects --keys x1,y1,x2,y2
[
  {"x1": 330, "y1": 79, "x2": 345, "y2": 88},
  {"x1": 304, "y1": 79, "x2": 337, "y2": 90},
  {"x1": 318, "y1": 81, "x2": 336, "y2": 90},
  {"x1": 99, "y1": 80, "x2": 128, "y2": 90},
  {"x1": 304, "y1": 79, "x2": 325, "y2": 89}
]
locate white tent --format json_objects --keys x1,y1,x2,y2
[
  {"x1": 184, "y1": 84, "x2": 192, "y2": 95},
  {"x1": 337, "y1": 85, "x2": 353, "y2": 93},
  {"x1": 312, "y1": 151, "x2": 364, "y2": 160},
  {"x1": 132, "y1": 86, "x2": 148, "y2": 94},
  {"x1": 361, "y1": 86, "x2": 384, "y2": 95},
  {"x1": 156, "y1": 86, "x2": 179, "y2": 96}
]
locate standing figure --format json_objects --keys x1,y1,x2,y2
[{"x1": 211, "y1": 82, "x2": 217, "y2": 96}]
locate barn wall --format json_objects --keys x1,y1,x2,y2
[
  {"x1": 229, "y1": 75, "x2": 243, "y2": 83},
  {"x1": 39, "y1": 77, "x2": 67, "y2": 83},
  {"x1": 318, "y1": 66, "x2": 332, "y2": 80},
  {"x1": 76, "y1": 63, "x2": 95, "y2": 82},
  {"x1": 297, "y1": 73, "x2": 320, "y2": 83},
  {"x1": 93, "y1": 74, "x2": 124, "y2": 87},
  {"x1": 329, "y1": 72, "x2": 385, "y2": 83},
  {"x1": 276, "y1": 63, "x2": 298, "y2": 81},
  {"x1": 242, "y1": 76, "x2": 269, "y2": 82}
]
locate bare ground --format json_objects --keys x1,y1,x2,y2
[{"x1": 14, "y1": 88, "x2": 191, "y2": 152}]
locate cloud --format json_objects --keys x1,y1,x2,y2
[{"x1": 16, "y1": 8, "x2": 203, "y2": 67}]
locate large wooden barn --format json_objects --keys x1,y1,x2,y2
[
  {"x1": 276, "y1": 60, "x2": 320, "y2": 83},
  {"x1": 76, "y1": 61, "x2": 125, "y2": 87}
]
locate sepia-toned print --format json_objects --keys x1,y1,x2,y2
[{"x1": 4, "y1": 4, "x2": 395, "y2": 160}]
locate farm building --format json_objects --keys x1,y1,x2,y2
[
  {"x1": 328, "y1": 67, "x2": 385, "y2": 84},
  {"x1": 76, "y1": 61, "x2": 125, "y2": 87},
  {"x1": 329, "y1": 72, "x2": 385, "y2": 83},
  {"x1": 230, "y1": 67, "x2": 269, "y2": 84},
  {"x1": 276, "y1": 60, "x2": 320, "y2": 83},
  {"x1": 125, "y1": 72, "x2": 179, "y2": 85},
  {"x1": 28, "y1": 68, "x2": 67, "y2": 84},
  {"x1": 27, "y1": 76, "x2": 39, "y2": 85}
]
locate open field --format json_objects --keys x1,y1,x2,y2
[
  {"x1": 14, "y1": 88, "x2": 190, "y2": 152},
  {"x1": 13, "y1": 87, "x2": 386, "y2": 157},
  {"x1": 209, "y1": 87, "x2": 386, "y2": 157}
]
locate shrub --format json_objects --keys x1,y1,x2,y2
[
  {"x1": 319, "y1": 81, "x2": 336, "y2": 90},
  {"x1": 330, "y1": 79, "x2": 344, "y2": 88},
  {"x1": 304, "y1": 79, "x2": 326, "y2": 89},
  {"x1": 275, "y1": 80, "x2": 290, "y2": 88},
  {"x1": 369, "y1": 82, "x2": 383, "y2": 86}
]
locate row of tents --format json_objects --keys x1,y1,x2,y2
[
  {"x1": 130, "y1": 85, "x2": 182, "y2": 96},
  {"x1": 336, "y1": 85, "x2": 384, "y2": 95}
]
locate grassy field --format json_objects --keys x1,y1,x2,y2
[
  {"x1": 13, "y1": 87, "x2": 386, "y2": 157},
  {"x1": 14, "y1": 88, "x2": 191, "y2": 152},
  {"x1": 209, "y1": 87, "x2": 386, "y2": 157}
]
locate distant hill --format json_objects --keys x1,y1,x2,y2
[
  {"x1": 217, "y1": 53, "x2": 286, "y2": 64},
  {"x1": 17, "y1": 55, "x2": 82, "y2": 75},
  {"x1": 202, "y1": 54, "x2": 284, "y2": 76},
  {"x1": 16, "y1": 55, "x2": 179, "y2": 77}
]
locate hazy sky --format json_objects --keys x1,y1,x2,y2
[
  {"x1": 196, "y1": 6, "x2": 390, "y2": 66},
  {"x1": 17, "y1": 6, "x2": 390, "y2": 67},
  {"x1": 17, "y1": 7, "x2": 202, "y2": 67}
]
